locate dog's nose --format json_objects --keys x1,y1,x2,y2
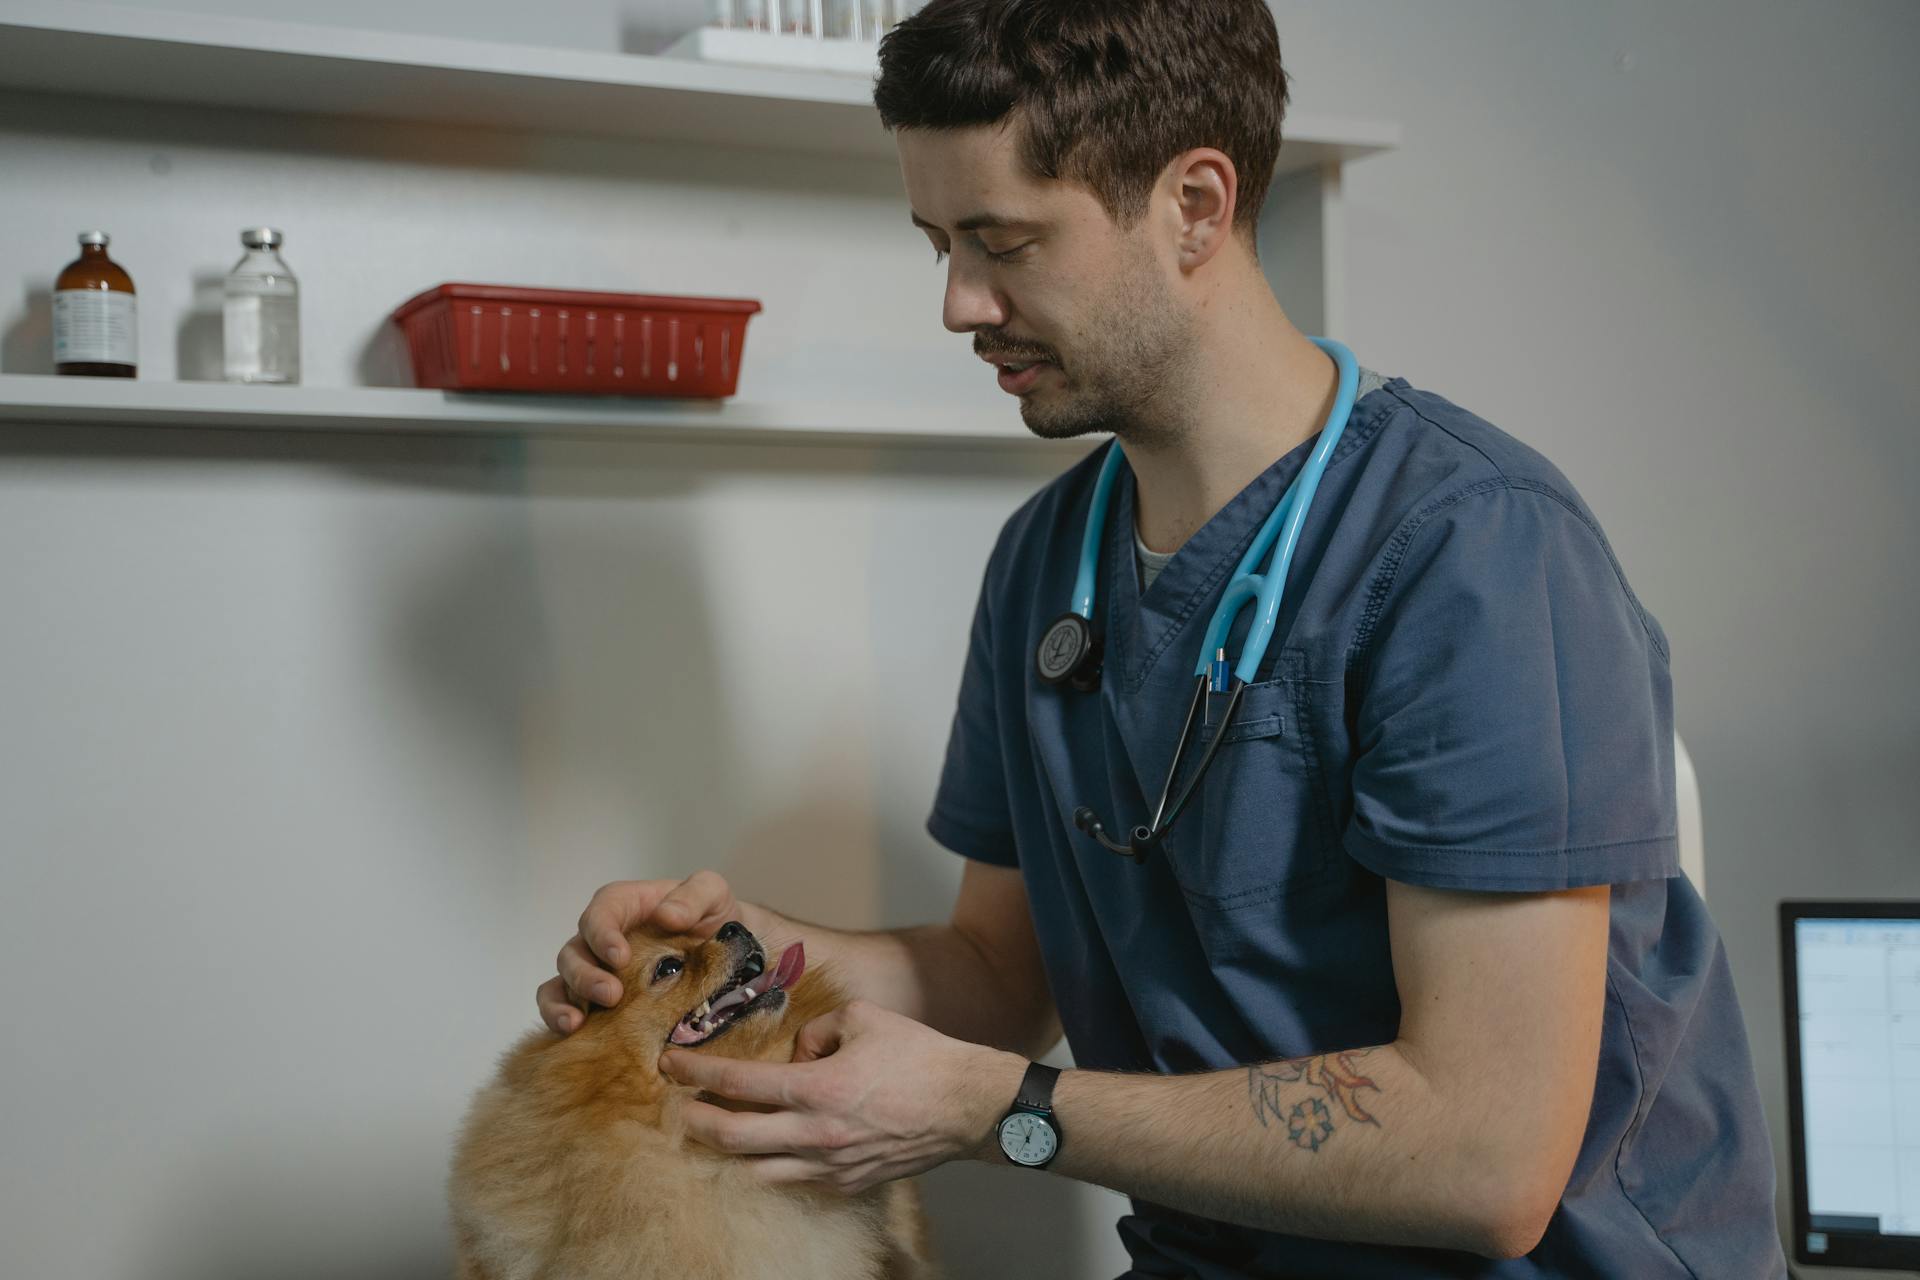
[{"x1": 715, "y1": 921, "x2": 746, "y2": 943}]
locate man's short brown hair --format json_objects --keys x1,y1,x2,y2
[{"x1": 875, "y1": 0, "x2": 1291, "y2": 239}]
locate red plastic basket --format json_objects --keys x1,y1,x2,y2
[{"x1": 389, "y1": 283, "x2": 762, "y2": 397}]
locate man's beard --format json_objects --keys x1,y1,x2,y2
[{"x1": 1016, "y1": 253, "x2": 1194, "y2": 449}]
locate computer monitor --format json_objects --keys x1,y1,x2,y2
[{"x1": 1779, "y1": 901, "x2": 1920, "y2": 1271}]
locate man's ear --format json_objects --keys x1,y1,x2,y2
[{"x1": 1165, "y1": 146, "x2": 1239, "y2": 272}]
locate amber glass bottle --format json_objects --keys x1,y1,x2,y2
[{"x1": 54, "y1": 231, "x2": 137, "y2": 378}]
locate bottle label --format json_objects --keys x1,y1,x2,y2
[{"x1": 54, "y1": 289, "x2": 137, "y2": 366}]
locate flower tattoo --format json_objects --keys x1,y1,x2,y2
[{"x1": 1248, "y1": 1050, "x2": 1382, "y2": 1152}]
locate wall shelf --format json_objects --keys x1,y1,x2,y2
[
  {"x1": 0, "y1": 0, "x2": 1399, "y2": 171},
  {"x1": 0, "y1": 0, "x2": 1398, "y2": 440},
  {"x1": 0, "y1": 374, "x2": 1078, "y2": 448}
]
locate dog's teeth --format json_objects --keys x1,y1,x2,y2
[{"x1": 741, "y1": 986, "x2": 756, "y2": 1001}]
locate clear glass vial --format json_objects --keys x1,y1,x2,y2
[{"x1": 224, "y1": 227, "x2": 300, "y2": 385}]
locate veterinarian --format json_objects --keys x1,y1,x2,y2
[{"x1": 539, "y1": 2, "x2": 1786, "y2": 1275}]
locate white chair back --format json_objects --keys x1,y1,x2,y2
[{"x1": 1674, "y1": 731, "x2": 1705, "y2": 899}]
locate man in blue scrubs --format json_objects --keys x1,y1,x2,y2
[{"x1": 538, "y1": 1, "x2": 1787, "y2": 1274}]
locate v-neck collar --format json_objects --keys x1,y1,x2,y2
[{"x1": 1100, "y1": 392, "x2": 1391, "y2": 695}]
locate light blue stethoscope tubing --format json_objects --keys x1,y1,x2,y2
[
  {"x1": 1063, "y1": 335, "x2": 1359, "y2": 862},
  {"x1": 1069, "y1": 430, "x2": 1124, "y2": 623},
  {"x1": 1199, "y1": 335, "x2": 1358, "y2": 684},
  {"x1": 1068, "y1": 336, "x2": 1358, "y2": 680}
]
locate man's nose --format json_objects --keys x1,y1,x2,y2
[
  {"x1": 942, "y1": 260, "x2": 1007, "y2": 334},
  {"x1": 715, "y1": 921, "x2": 746, "y2": 943}
]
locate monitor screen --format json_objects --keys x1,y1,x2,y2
[{"x1": 1779, "y1": 901, "x2": 1920, "y2": 1271}]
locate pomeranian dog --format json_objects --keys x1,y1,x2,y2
[{"x1": 449, "y1": 920, "x2": 937, "y2": 1280}]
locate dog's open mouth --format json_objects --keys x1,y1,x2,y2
[{"x1": 668, "y1": 942, "x2": 806, "y2": 1048}]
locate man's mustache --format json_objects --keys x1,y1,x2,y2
[{"x1": 974, "y1": 334, "x2": 1061, "y2": 365}]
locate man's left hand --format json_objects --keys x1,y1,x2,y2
[{"x1": 658, "y1": 1000, "x2": 1026, "y2": 1193}]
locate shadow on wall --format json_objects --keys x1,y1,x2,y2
[
  {"x1": 921, "y1": 1158, "x2": 1131, "y2": 1279},
  {"x1": 726, "y1": 771, "x2": 885, "y2": 926},
  {"x1": 359, "y1": 317, "x2": 415, "y2": 387},
  {"x1": 176, "y1": 269, "x2": 226, "y2": 381},
  {"x1": 2, "y1": 286, "x2": 53, "y2": 373},
  {"x1": 349, "y1": 433, "x2": 740, "y2": 928}
]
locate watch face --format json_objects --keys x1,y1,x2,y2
[{"x1": 998, "y1": 1111, "x2": 1058, "y2": 1166}]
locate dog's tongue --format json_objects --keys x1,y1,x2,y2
[{"x1": 767, "y1": 942, "x2": 805, "y2": 991}]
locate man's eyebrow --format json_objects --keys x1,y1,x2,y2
[{"x1": 909, "y1": 210, "x2": 1037, "y2": 232}]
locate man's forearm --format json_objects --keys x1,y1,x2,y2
[
  {"x1": 1027, "y1": 1042, "x2": 1547, "y2": 1260},
  {"x1": 740, "y1": 902, "x2": 1057, "y2": 1057}
]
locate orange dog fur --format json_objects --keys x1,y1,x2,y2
[{"x1": 448, "y1": 922, "x2": 937, "y2": 1280}]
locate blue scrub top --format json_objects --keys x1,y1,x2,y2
[{"x1": 928, "y1": 377, "x2": 1786, "y2": 1278}]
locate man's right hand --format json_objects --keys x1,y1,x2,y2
[{"x1": 537, "y1": 872, "x2": 759, "y2": 1034}]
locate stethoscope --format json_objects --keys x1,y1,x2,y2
[{"x1": 1033, "y1": 336, "x2": 1359, "y2": 864}]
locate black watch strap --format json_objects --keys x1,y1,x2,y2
[{"x1": 1014, "y1": 1061, "x2": 1060, "y2": 1114}]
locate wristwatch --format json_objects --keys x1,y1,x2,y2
[{"x1": 997, "y1": 1062, "x2": 1063, "y2": 1168}]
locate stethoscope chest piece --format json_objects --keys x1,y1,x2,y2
[{"x1": 1036, "y1": 612, "x2": 1102, "y2": 692}]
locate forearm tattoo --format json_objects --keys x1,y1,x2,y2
[{"x1": 1247, "y1": 1050, "x2": 1382, "y2": 1152}]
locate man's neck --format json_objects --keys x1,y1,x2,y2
[{"x1": 1124, "y1": 283, "x2": 1340, "y2": 556}]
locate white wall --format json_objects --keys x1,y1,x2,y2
[{"x1": 3, "y1": 2, "x2": 1917, "y2": 1278}]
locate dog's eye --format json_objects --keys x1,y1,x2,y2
[{"x1": 651, "y1": 956, "x2": 684, "y2": 982}]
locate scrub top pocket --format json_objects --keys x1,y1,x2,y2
[{"x1": 1162, "y1": 672, "x2": 1342, "y2": 908}]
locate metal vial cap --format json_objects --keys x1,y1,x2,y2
[
  {"x1": 240, "y1": 227, "x2": 284, "y2": 249},
  {"x1": 78, "y1": 231, "x2": 110, "y2": 247}
]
